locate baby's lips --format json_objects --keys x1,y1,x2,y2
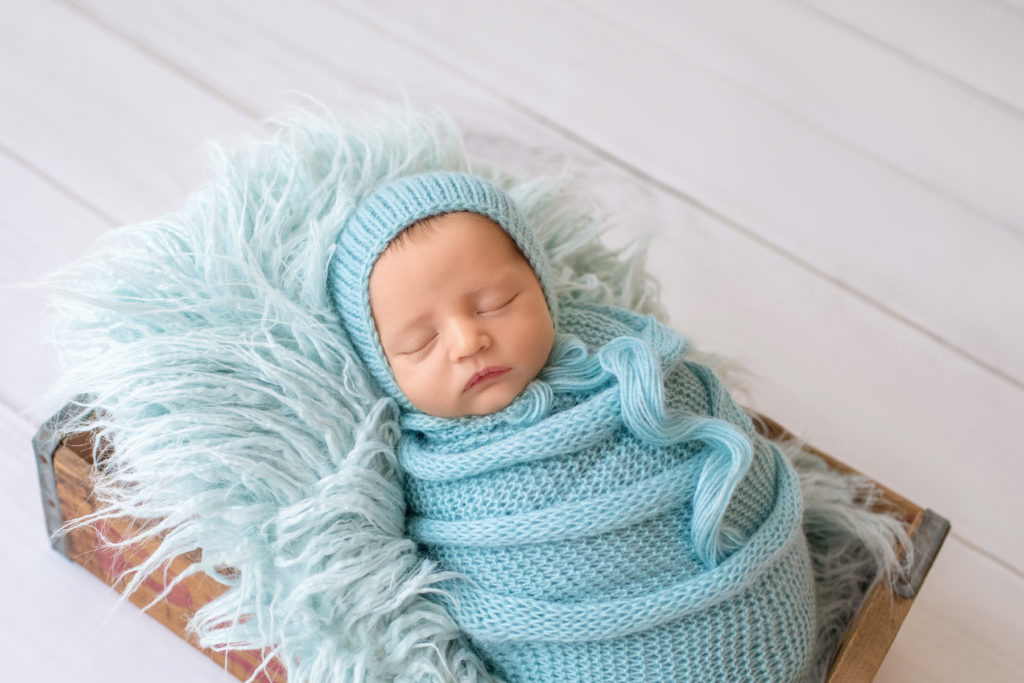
[{"x1": 464, "y1": 366, "x2": 511, "y2": 392}]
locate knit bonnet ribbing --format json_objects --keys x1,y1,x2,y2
[{"x1": 330, "y1": 172, "x2": 558, "y2": 410}]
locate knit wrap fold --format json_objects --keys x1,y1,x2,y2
[{"x1": 398, "y1": 302, "x2": 816, "y2": 682}]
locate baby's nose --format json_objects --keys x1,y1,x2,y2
[{"x1": 448, "y1": 318, "x2": 490, "y2": 361}]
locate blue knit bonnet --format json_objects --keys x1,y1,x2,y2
[{"x1": 330, "y1": 172, "x2": 559, "y2": 411}]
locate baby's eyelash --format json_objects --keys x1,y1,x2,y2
[
  {"x1": 402, "y1": 334, "x2": 437, "y2": 355},
  {"x1": 479, "y1": 293, "x2": 518, "y2": 314}
]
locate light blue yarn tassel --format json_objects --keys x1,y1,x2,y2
[{"x1": 545, "y1": 325, "x2": 753, "y2": 568}]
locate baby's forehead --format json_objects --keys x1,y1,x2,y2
[
  {"x1": 383, "y1": 211, "x2": 527, "y2": 261},
  {"x1": 368, "y1": 213, "x2": 538, "y2": 321}
]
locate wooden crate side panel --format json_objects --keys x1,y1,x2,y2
[{"x1": 53, "y1": 445, "x2": 288, "y2": 683}]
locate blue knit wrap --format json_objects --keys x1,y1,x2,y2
[
  {"x1": 398, "y1": 304, "x2": 816, "y2": 681},
  {"x1": 330, "y1": 172, "x2": 816, "y2": 680}
]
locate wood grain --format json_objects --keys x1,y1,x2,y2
[
  {"x1": 803, "y1": 0, "x2": 1024, "y2": 115},
  {"x1": 0, "y1": 151, "x2": 113, "y2": 418},
  {"x1": 0, "y1": 0, "x2": 252, "y2": 226}
]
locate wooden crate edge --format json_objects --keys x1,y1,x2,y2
[{"x1": 44, "y1": 418, "x2": 287, "y2": 683}]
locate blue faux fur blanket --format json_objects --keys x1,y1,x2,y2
[{"x1": 47, "y1": 109, "x2": 909, "y2": 682}]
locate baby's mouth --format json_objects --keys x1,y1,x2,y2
[{"x1": 464, "y1": 366, "x2": 510, "y2": 392}]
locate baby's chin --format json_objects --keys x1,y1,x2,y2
[
  {"x1": 461, "y1": 377, "x2": 530, "y2": 416},
  {"x1": 406, "y1": 370, "x2": 535, "y2": 417},
  {"x1": 463, "y1": 396, "x2": 517, "y2": 417},
  {"x1": 423, "y1": 381, "x2": 524, "y2": 418}
]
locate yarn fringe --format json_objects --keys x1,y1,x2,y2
[{"x1": 44, "y1": 107, "x2": 908, "y2": 682}]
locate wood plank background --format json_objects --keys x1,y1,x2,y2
[{"x1": 1, "y1": 1, "x2": 1021, "y2": 680}]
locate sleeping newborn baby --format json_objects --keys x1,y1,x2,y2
[{"x1": 331, "y1": 172, "x2": 816, "y2": 681}]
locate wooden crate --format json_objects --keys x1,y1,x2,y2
[
  {"x1": 33, "y1": 405, "x2": 288, "y2": 683},
  {"x1": 33, "y1": 407, "x2": 948, "y2": 682}
]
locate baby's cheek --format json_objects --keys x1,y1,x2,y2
[
  {"x1": 389, "y1": 360, "x2": 420, "y2": 396},
  {"x1": 402, "y1": 360, "x2": 449, "y2": 397}
]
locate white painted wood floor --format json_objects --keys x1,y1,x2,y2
[{"x1": 2, "y1": 1, "x2": 1022, "y2": 680}]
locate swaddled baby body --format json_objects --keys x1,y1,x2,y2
[{"x1": 331, "y1": 172, "x2": 816, "y2": 681}]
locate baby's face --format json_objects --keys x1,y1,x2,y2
[{"x1": 368, "y1": 212, "x2": 554, "y2": 417}]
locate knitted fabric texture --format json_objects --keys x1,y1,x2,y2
[{"x1": 398, "y1": 306, "x2": 817, "y2": 681}]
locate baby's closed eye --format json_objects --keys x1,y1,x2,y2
[
  {"x1": 398, "y1": 333, "x2": 438, "y2": 356},
  {"x1": 477, "y1": 292, "x2": 518, "y2": 314}
]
